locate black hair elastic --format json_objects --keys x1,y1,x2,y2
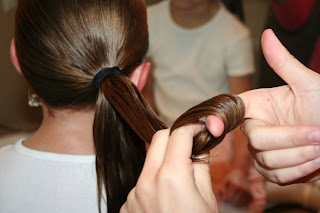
[{"x1": 92, "y1": 66, "x2": 121, "y2": 90}]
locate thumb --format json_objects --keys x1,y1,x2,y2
[
  {"x1": 205, "y1": 115, "x2": 225, "y2": 138},
  {"x1": 261, "y1": 29, "x2": 319, "y2": 89}
]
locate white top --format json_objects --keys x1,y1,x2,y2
[
  {"x1": 0, "y1": 139, "x2": 107, "y2": 213},
  {"x1": 147, "y1": 0, "x2": 255, "y2": 125}
]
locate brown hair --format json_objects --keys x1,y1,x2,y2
[
  {"x1": 171, "y1": 94, "x2": 245, "y2": 160},
  {"x1": 14, "y1": 0, "x2": 245, "y2": 212},
  {"x1": 14, "y1": 0, "x2": 161, "y2": 212}
]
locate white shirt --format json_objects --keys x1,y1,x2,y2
[
  {"x1": 147, "y1": 0, "x2": 255, "y2": 125},
  {"x1": 0, "y1": 139, "x2": 107, "y2": 213}
]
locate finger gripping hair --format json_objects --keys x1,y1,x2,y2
[{"x1": 170, "y1": 94, "x2": 245, "y2": 160}]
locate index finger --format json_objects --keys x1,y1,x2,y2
[
  {"x1": 140, "y1": 129, "x2": 170, "y2": 175},
  {"x1": 163, "y1": 124, "x2": 207, "y2": 164},
  {"x1": 242, "y1": 119, "x2": 320, "y2": 150}
]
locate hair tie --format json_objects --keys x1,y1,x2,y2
[{"x1": 92, "y1": 66, "x2": 121, "y2": 90}]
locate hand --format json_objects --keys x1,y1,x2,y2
[
  {"x1": 206, "y1": 29, "x2": 320, "y2": 185},
  {"x1": 215, "y1": 168, "x2": 252, "y2": 207},
  {"x1": 120, "y1": 125, "x2": 218, "y2": 213}
]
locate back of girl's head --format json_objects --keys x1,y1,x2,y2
[
  {"x1": 13, "y1": 2, "x2": 247, "y2": 212},
  {"x1": 14, "y1": 1, "x2": 163, "y2": 213},
  {"x1": 15, "y1": 0, "x2": 148, "y2": 108}
]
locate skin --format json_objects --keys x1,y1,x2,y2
[
  {"x1": 120, "y1": 125, "x2": 218, "y2": 213},
  {"x1": 10, "y1": 39, "x2": 151, "y2": 155},
  {"x1": 215, "y1": 75, "x2": 253, "y2": 206},
  {"x1": 141, "y1": 60, "x2": 158, "y2": 114},
  {"x1": 170, "y1": 0, "x2": 220, "y2": 29},
  {"x1": 15, "y1": 5, "x2": 320, "y2": 213},
  {"x1": 17, "y1": 10, "x2": 317, "y2": 213},
  {"x1": 143, "y1": 0, "x2": 255, "y2": 206},
  {"x1": 121, "y1": 29, "x2": 320, "y2": 213},
  {"x1": 207, "y1": 29, "x2": 320, "y2": 185}
]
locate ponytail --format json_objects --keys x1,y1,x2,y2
[
  {"x1": 93, "y1": 67, "x2": 245, "y2": 212},
  {"x1": 93, "y1": 74, "x2": 167, "y2": 213}
]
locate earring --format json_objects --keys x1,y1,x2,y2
[{"x1": 28, "y1": 90, "x2": 42, "y2": 107}]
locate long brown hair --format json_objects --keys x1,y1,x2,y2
[
  {"x1": 14, "y1": 0, "x2": 245, "y2": 212},
  {"x1": 14, "y1": 0, "x2": 162, "y2": 212}
]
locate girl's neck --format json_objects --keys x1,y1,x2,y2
[
  {"x1": 23, "y1": 105, "x2": 96, "y2": 155},
  {"x1": 170, "y1": 0, "x2": 220, "y2": 29}
]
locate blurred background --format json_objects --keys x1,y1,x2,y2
[
  {"x1": 0, "y1": 0, "x2": 319, "y2": 212},
  {"x1": 0, "y1": 0, "x2": 41, "y2": 145}
]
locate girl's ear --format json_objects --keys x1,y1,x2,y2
[
  {"x1": 129, "y1": 62, "x2": 150, "y2": 91},
  {"x1": 10, "y1": 38, "x2": 23, "y2": 76}
]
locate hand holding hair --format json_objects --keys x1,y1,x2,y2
[
  {"x1": 120, "y1": 125, "x2": 219, "y2": 213},
  {"x1": 170, "y1": 94, "x2": 245, "y2": 160},
  {"x1": 119, "y1": 93, "x2": 245, "y2": 213},
  {"x1": 104, "y1": 74, "x2": 245, "y2": 160},
  {"x1": 96, "y1": 69, "x2": 245, "y2": 213},
  {"x1": 12, "y1": 1, "x2": 250, "y2": 212},
  {"x1": 206, "y1": 29, "x2": 320, "y2": 185}
]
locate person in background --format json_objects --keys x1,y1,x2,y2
[
  {"x1": 0, "y1": 0, "x2": 165, "y2": 212},
  {"x1": 144, "y1": 0, "x2": 265, "y2": 211}
]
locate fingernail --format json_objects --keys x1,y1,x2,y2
[{"x1": 308, "y1": 130, "x2": 320, "y2": 143}]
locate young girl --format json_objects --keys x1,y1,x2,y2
[
  {"x1": 0, "y1": 0, "x2": 166, "y2": 212},
  {"x1": 0, "y1": 1, "x2": 257, "y2": 212}
]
